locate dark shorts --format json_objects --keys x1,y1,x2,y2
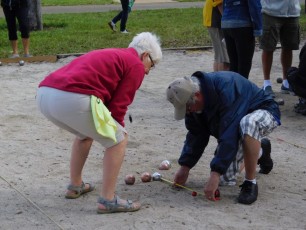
[{"x1": 259, "y1": 13, "x2": 300, "y2": 51}]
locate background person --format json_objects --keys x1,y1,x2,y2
[
  {"x1": 1, "y1": 0, "x2": 31, "y2": 58},
  {"x1": 260, "y1": 0, "x2": 301, "y2": 97},
  {"x1": 36, "y1": 32, "x2": 162, "y2": 214},
  {"x1": 221, "y1": 0, "x2": 262, "y2": 79},
  {"x1": 203, "y1": 0, "x2": 230, "y2": 71},
  {"x1": 287, "y1": 42, "x2": 306, "y2": 115},
  {"x1": 108, "y1": 0, "x2": 135, "y2": 34}
]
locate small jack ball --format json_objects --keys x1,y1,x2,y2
[
  {"x1": 191, "y1": 191, "x2": 197, "y2": 196},
  {"x1": 19, "y1": 60, "x2": 25, "y2": 66}
]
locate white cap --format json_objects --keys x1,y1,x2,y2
[{"x1": 166, "y1": 76, "x2": 194, "y2": 120}]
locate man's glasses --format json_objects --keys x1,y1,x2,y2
[{"x1": 148, "y1": 54, "x2": 155, "y2": 69}]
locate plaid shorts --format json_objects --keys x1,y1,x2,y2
[{"x1": 220, "y1": 109, "x2": 279, "y2": 185}]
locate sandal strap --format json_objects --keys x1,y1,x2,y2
[
  {"x1": 97, "y1": 195, "x2": 133, "y2": 211},
  {"x1": 67, "y1": 181, "x2": 85, "y2": 194}
]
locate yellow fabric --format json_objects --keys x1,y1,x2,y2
[
  {"x1": 91, "y1": 95, "x2": 117, "y2": 143},
  {"x1": 203, "y1": 0, "x2": 223, "y2": 27}
]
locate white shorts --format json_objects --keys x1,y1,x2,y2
[{"x1": 36, "y1": 87, "x2": 126, "y2": 148}]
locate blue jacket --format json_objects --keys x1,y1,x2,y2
[
  {"x1": 178, "y1": 71, "x2": 280, "y2": 175},
  {"x1": 221, "y1": 0, "x2": 262, "y2": 37}
]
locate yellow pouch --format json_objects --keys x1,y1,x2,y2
[{"x1": 91, "y1": 95, "x2": 117, "y2": 143}]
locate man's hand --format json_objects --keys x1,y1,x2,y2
[
  {"x1": 204, "y1": 171, "x2": 220, "y2": 201},
  {"x1": 173, "y1": 165, "x2": 190, "y2": 186}
]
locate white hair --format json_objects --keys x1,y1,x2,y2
[
  {"x1": 190, "y1": 76, "x2": 200, "y2": 93},
  {"x1": 128, "y1": 32, "x2": 162, "y2": 64}
]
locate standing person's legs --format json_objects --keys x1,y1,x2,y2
[
  {"x1": 260, "y1": 14, "x2": 279, "y2": 90},
  {"x1": 101, "y1": 134, "x2": 127, "y2": 200},
  {"x1": 2, "y1": 7, "x2": 19, "y2": 56},
  {"x1": 119, "y1": 0, "x2": 129, "y2": 32},
  {"x1": 16, "y1": 7, "x2": 30, "y2": 56},
  {"x1": 223, "y1": 28, "x2": 238, "y2": 73},
  {"x1": 66, "y1": 137, "x2": 93, "y2": 196},
  {"x1": 233, "y1": 27, "x2": 255, "y2": 79},
  {"x1": 262, "y1": 50, "x2": 274, "y2": 81},
  {"x1": 281, "y1": 48, "x2": 293, "y2": 81},
  {"x1": 208, "y1": 27, "x2": 230, "y2": 71},
  {"x1": 262, "y1": 49, "x2": 276, "y2": 97},
  {"x1": 108, "y1": 11, "x2": 122, "y2": 32},
  {"x1": 112, "y1": 11, "x2": 123, "y2": 24},
  {"x1": 11, "y1": 40, "x2": 18, "y2": 56},
  {"x1": 279, "y1": 16, "x2": 300, "y2": 92}
]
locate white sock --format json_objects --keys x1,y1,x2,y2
[
  {"x1": 263, "y1": 80, "x2": 271, "y2": 89},
  {"x1": 245, "y1": 178, "x2": 256, "y2": 184},
  {"x1": 283, "y1": 79, "x2": 289, "y2": 88}
]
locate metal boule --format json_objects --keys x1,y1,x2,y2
[{"x1": 152, "y1": 172, "x2": 161, "y2": 181}]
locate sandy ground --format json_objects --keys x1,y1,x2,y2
[{"x1": 1, "y1": 48, "x2": 306, "y2": 230}]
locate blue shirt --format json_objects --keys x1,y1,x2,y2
[{"x1": 221, "y1": 0, "x2": 262, "y2": 37}]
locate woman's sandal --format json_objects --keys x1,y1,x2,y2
[
  {"x1": 65, "y1": 181, "x2": 95, "y2": 199},
  {"x1": 97, "y1": 195, "x2": 141, "y2": 214}
]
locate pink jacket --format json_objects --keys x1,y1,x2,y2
[{"x1": 39, "y1": 48, "x2": 145, "y2": 126}]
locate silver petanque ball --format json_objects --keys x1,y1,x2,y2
[
  {"x1": 19, "y1": 60, "x2": 25, "y2": 66},
  {"x1": 152, "y1": 172, "x2": 162, "y2": 181}
]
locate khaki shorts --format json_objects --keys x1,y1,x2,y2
[
  {"x1": 36, "y1": 87, "x2": 126, "y2": 148},
  {"x1": 208, "y1": 27, "x2": 230, "y2": 63},
  {"x1": 260, "y1": 13, "x2": 300, "y2": 51}
]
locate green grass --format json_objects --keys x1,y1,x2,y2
[
  {"x1": 41, "y1": 0, "x2": 201, "y2": 6},
  {"x1": 0, "y1": 8, "x2": 210, "y2": 57},
  {"x1": 42, "y1": 0, "x2": 112, "y2": 6},
  {"x1": 0, "y1": 5, "x2": 305, "y2": 57}
]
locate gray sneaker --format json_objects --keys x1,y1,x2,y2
[
  {"x1": 264, "y1": 86, "x2": 275, "y2": 98},
  {"x1": 108, "y1": 21, "x2": 116, "y2": 32}
]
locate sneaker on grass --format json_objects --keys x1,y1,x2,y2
[{"x1": 108, "y1": 21, "x2": 116, "y2": 32}]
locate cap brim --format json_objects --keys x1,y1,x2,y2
[{"x1": 174, "y1": 105, "x2": 186, "y2": 120}]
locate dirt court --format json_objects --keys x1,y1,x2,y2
[{"x1": 1, "y1": 47, "x2": 306, "y2": 230}]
